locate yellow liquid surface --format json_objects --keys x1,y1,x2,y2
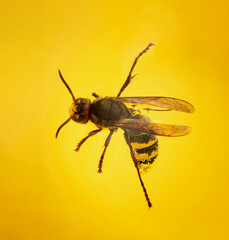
[{"x1": 1, "y1": 1, "x2": 229, "y2": 239}]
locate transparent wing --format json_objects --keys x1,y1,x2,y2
[
  {"x1": 101, "y1": 119, "x2": 192, "y2": 137},
  {"x1": 105, "y1": 96, "x2": 195, "y2": 113}
]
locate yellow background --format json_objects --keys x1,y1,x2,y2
[{"x1": 1, "y1": 0, "x2": 229, "y2": 239}]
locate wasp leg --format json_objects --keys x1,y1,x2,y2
[
  {"x1": 75, "y1": 128, "x2": 102, "y2": 151},
  {"x1": 92, "y1": 92, "x2": 100, "y2": 98},
  {"x1": 117, "y1": 43, "x2": 154, "y2": 97},
  {"x1": 124, "y1": 136, "x2": 152, "y2": 208},
  {"x1": 98, "y1": 129, "x2": 115, "y2": 173}
]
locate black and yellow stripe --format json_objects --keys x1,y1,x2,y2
[{"x1": 124, "y1": 129, "x2": 158, "y2": 173}]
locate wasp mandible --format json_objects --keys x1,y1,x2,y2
[{"x1": 56, "y1": 43, "x2": 195, "y2": 208}]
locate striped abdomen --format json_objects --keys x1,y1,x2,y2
[{"x1": 124, "y1": 129, "x2": 158, "y2": 173}]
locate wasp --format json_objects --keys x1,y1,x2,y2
[{"x1": 56, "y1": 43, "x2": 195, "y2": 208}]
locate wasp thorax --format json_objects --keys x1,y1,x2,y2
[{"x1": 69, "y1": 98, "x2": 91, "y2": 124}]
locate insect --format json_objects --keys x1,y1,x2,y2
[{"x1": 56, "y1": 43, "x2": 195, "y2": 208}]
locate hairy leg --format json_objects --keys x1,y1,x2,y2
[
  {"x1": 75, "y1": 128, "x2": 102, "y2": 151},
  {"x1": 117, "y1": 43, "x2": 154, "y2": 97},
  {"x1": 98, "y1": 129, "x2": 115, "y2": 173},
  {"x1": 125, "y1": 136, "x2": 152, "y2": 208}
]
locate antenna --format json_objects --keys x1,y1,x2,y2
[
  {"x1": 55, "y1": 117, "x2": 72, "y2": 138},
  {"x1": 58, "y1": 70, "x2": 76, "y2": 103}
]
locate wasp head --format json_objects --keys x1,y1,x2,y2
[
  {"x1": 69, "y1": 98, "x2": 91, "y2": 124},
  {"x1": 56, "y1": 70, "x2": 91, "y2": 138}
]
